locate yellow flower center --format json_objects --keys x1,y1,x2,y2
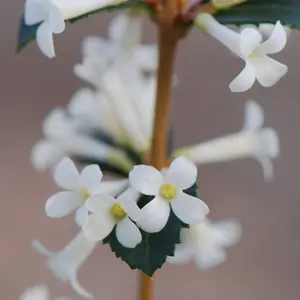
[
  {"x1": 159, "y1": 184, "x2": 177, "y2": 200},
  {"x1": 111, "y1": 203, "x2": 127, "y2": 219},
  {"x1": 83, "y1": 189, "x2": 90, "y2": 200},
  {"x1": 249, "y1": 51, "x2": 256, "y2": 58}
]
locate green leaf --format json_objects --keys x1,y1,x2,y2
[
  {"x1": 17, "y1": 1, "x2": 151, "y2": 53},
  {"x1": 92, "y1": 132, "x2": 143, "y2": 165},
  {"x1": 16, "y1": 17, "x2": 40, "y2": 53},
  {"x1": 103, "y1": 183, "x2": 198, "y2": 276},
  {"x1": 214, "y1": 0, "x2": 300, "y2": 28}
]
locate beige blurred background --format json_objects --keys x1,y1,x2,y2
[{"x1": 1, "y1": 1, "x2": 300, "y2": 299}]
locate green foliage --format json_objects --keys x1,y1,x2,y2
[
  {"x1": 214, "y1": 0, "x2": 300, "y2": 28},
  {"x1": 17, "y1": 0, "x2": 151, "y2": 53},
  {"x1": 17, "y1": 17, "x2": 40, "y2": 53},
  {"x1": 103, "y1": 183, "x2": 198, "y2": 276}
]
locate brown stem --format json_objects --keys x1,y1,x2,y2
[
  {"x1": 138, "y1": 1, "x2": 180, "y2": 300},
  {"x1": 150, "y1": 24, "x2": 179, "y2": 168},
  {"x1": 139, "y1": 273, "x2": 155, "y2": 300}
]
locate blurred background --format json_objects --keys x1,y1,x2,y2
[{"x1": 1, "y1": 1, "x2": 300, "y2": 299}]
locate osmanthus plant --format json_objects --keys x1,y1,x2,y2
[{"x1": 17, "y1": 0, "x2": 296, "y2": 299}]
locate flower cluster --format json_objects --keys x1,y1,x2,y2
[
  {"x1": 31, "y1": 12, "x2": 157, "y2": 172},
  {"x1": 18, "y1": 0, "x2": 292, "y2": 299},
  {"x1": 34, "y1": 155, "x2": 209, "y2": 297}
]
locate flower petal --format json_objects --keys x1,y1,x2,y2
[
  {"x1": 30, "y1": 140, "x2": 63, "y2": 171},
  {"x1": 82, "y1": 35, "x2": 114, "y2": 58},
  {"x1": 255, "y1": 127, "x2": 279, "y2": 181},
  {"x1": 108, "y1": 12, "x2": 142, "y2": 52},
  {"x1": 116, "y1": 217, "x2": 142, "y2": 248},
  {"x1": 171, "y1": 192, "x2": 209, "y2": 225},
  {"x1": 24, "y1": 0, "x2": 47, "y2": 25},
  {"x1": 80, "y1": 164, "x2": 103, "y2": 195},
  {"x1": 68, "y1": 88, "x2": 97, "y2": 120},
  {"x1": 256, "y1": 21, "x2": 287, "y2": 55},
  {"x1": 53, "y1": 157, "x2": 81, "y2": 190},
  {"x1": 46, "y1": 2, "x2": 65, "y2": 33},
  {"x1": 86, "y1": 194, "x2": 115, "y2": 214},
  {"x1": 136, "y1": 45, "x2": 158, "y2": 71},
  {"x1": 43, "y1": 108, "x2": 74, "y2": 139},
  {"x1": 256, "y1": 156, "x2": 274, "y2": 181},
  {"x1": 95, "y1": 179, "x2": 129, "y2": 197},
  {"x1": 194, "y1": 247, "x2": 227, "y2": 270},
  {"x1": 211, "y1": 219, "x2": 242, "y2": 247},
  {"x1": 165, "y1": 156, "x2": 197, "y2": 190},
  {"x1": 117, "y1": 188, "x2": 141, "y2": 222},
  {"x1": 75, "y1": 205, "x2": 89, "y2": 227},
  {"x1": 239, "y1": 28, "x2": 262, "y2": 57},
  {"x1": 258, "y1": 127, "x2": 280, "y2": 158},
  {"x1": 36, "y1": 21, "x2": 55, "y2": 58},
  {"x1": 70, "y1": 275, "x2": 93, "y2": 299},
  {"x1": 83, "y1": 213, "x2": 115, "y2": 241},
  {"x1": 129, "y1": 165, "x2": 163, "y2": 195},
  {"x1": 19, "y1": 284, "x2": 49, "y2": 300},
  {"x1": 243, "y1": 100, "x2": 264, "y2": 131},
  {"x1": 45, "y1": 191, "x2": 83, "y2": 218},
  {"x1": 137, "y1": 196, "x2": 170, "y2": 233},
  {"x1": 229, "y1": 62, "x2": 256, "y2": 92},
  {"x1": 167, "y1": 243, "x2": 193, "y2": 265},
  {"x1": 251, "y1": 56, "x2": 287, "y2": 87}
]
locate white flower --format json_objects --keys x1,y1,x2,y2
[
  {"x1": 173, "y1": 101, "x2": 279, "y2": 180},
  {"x1": 19, "y1": 285, "x2": 70, "y2": 300},
  {"x1": 68, "y1": 88, "x2": 126, "y2": 144},
  {"x1": 240, "y1": 23, "x2": 292, "y2": 39},
  {"x1": 196, "y1": 14, "x2": 288, "y2": 92},
  {"x1": 129, "y1": 156, "x2": 209, "y2": 233},
  {"x1": 31, "y1": 107, "x2": 133, "y2": 171},
  {"x1": 74, "y1": 12, "x2": 158, "y2": 86},
  {"x1": 32, "y1": 232, "x2": 96, "y2": 299},
  {"x1": 45, "y1": 156, "x2": 128, "y2": 226},
  {"x1": 69, "y1": 69, "x2": 156, "y2": 152},
  {"x1": 99, "y1": 70, "x2": 152, "y2": 151},
  {"x1": 167, "y1": 218, "x2": 242, "y2": 270},
  {"x1": 24, "y1": 0, "x2": 118, "y2": 58},
  {"x1": 83, "y1": 188, "x2": 142, "y2": 248}
]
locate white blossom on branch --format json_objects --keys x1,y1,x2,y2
[
  {"x1": 31, "y1": 108, "x2": 133, "y2": 171},
  {"x1": 32, "y1": 232, "x2": 96, "y2": 299},
  {"x1": 129, "y1": 156, "x2": 209, "y2": 233},
  {"x1": 83, "y1": 188, "x2": 142, "y2": 248},
  {"x1": 24, "y1": 0, "x2": 123, "y2": 58},
  {"x1": 173, "y1": 101, "x2": 279, "y2": 180},
  {"x1": 196, "y1": 14, "x2": 288, "y2": 92},
  {"x1": 45, "y1": 156, "x2": 128, "y2": 226},
  {"x1": 167, "y1": 218, "x2": 242, "y2": 269}
]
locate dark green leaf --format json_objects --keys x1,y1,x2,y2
[
  {"x1": 214, "y1": 0, "x2": 300, "y2": 28},
  {"x1": 104, "y1": 183, "x2": 198, "y2": 276},
  {"x1": 92, "y1": 131, "x2": 143, "y2": 165},
  {"x1": 17, "y1": 1, "x2": 151, "y2": 53},
  {"x1": 16, "y1": 16, "x2": 40, "y2": 53}
]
